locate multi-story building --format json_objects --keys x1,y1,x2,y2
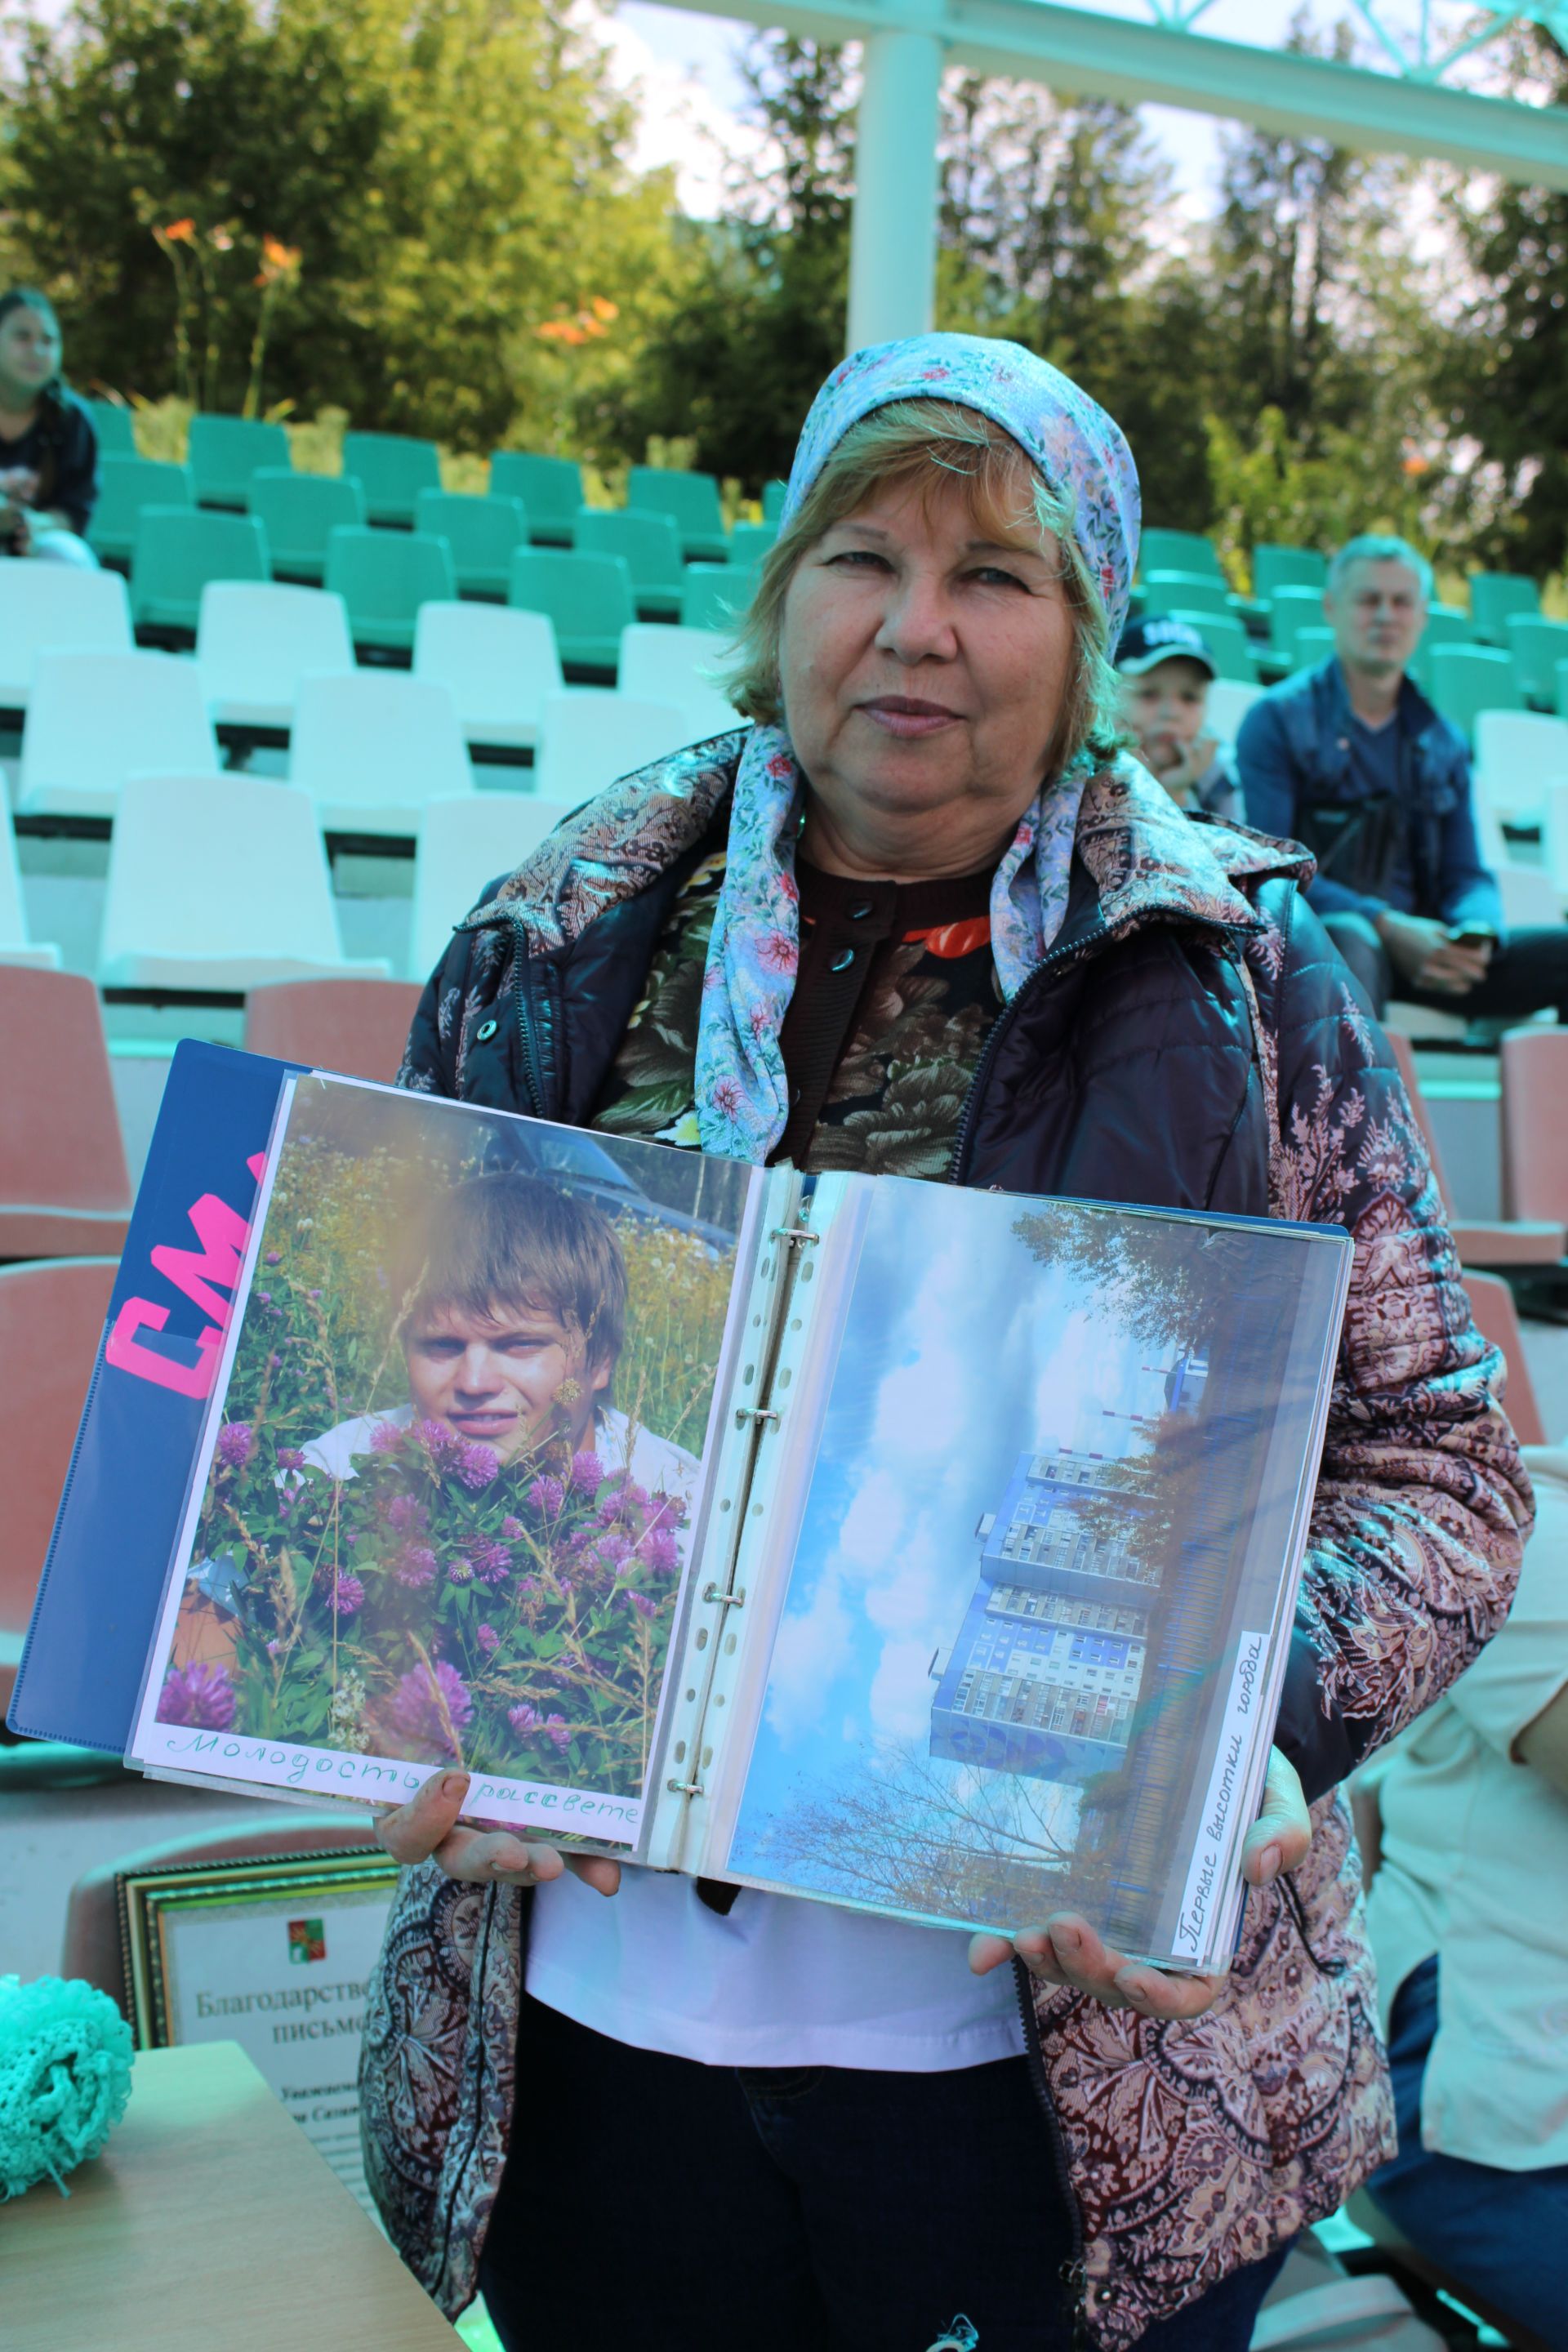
[{"x1": 929, "y1": 1442, "x2": 1166, "y2": 1785}]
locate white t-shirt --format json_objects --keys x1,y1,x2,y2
[{"x1": 1365, "y1": 1444, "x2": 1568, "y2": 2170}]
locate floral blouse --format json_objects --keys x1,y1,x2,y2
[{"x1": 590, "y1": 850, "x2": 1002, "y2": 1175}]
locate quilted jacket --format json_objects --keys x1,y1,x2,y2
[{"x1": 359, "y1": 739, "x2": 1530, "y2": 2350}]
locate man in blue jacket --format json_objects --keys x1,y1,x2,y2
[{"x1": 1236, "y1": 533, "x2": 1568, "y2": 1024}]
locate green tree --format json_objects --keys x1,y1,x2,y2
[
  {"x1": 937, "y1": 78, "x2": 1216, "y2": 533},
  {"x1": 0, "y1": 0, "x2": 686, "y2": 448},
  {"x1": 606, "y1": 33, "x2": 853, "y2": 487}
]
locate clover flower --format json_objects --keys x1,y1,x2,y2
[
  {"x1": 447, "y1": 1557, "x2": 474, "y2": 1585},
  {"x1": 158, "y1": 1661, "x2": 237, "y2": 1729},
  {"x1": 215, "y1": 1423, "x2": 254, "y2": 1472},
  {"x1": 384, "y1": 1492, "x2": 428, "y2": 1535},
  {"x1": 472, "y1": 1541, "x2": 513, "y2": 1587},
  {"x1": 641, "y1": 1526, "x2": 679, "y2": 1576},
  {"x1": 569, "y1": 1450, "x2": 604, "y2": 1495},
  {"x1": 508, "y1": 1701, "x2": 543, "y2": 1738},
  {"x1": 526, "y1": 1477, "x2": 564, "y2": 1520},
  {"x1": 595, "y1": 1531, "x2": 632, "y2": 1572},
  {"x1": 476, "y1": 1623, "x2": 501, "y2": 1656},
  {"x1": 501, "y1": 1514, "x2": 527, "y2": 1540},
  {"x1": 275, "y1": 1446, "x2": 305, "y2": 1472},
  {"x1": 370, "y1": 1420, "x2": 407, "y2": 1456},
  {"x1": 413, "y1": 1418, "x2": 465, "y2": 1472},
  {"x1": 330, "y1": 1573, "x2": 365, "y2": 1616},
  {"x1": 457, "y1": 1441, "x2": 501, "y2": 1491},
  {"x1": 394, "y1": 1544, "x2": 439, "y2": 1590},
  {"x1": 629, "y1": 1591, "x2": 661, "y2": 1620},
  {"x1": 385, "y1": 1661, "x2": 472, "y2": 1758}
]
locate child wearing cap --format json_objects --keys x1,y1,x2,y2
[{"x1": 1116, "y1": 617, "x2": 1242, "y2": 822}]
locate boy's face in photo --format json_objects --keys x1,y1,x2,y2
[
  {"x1": 1122, "y1": 657, "x2": 1209, "y2": 778},
  {"x1": 403, "y1": 1295, "x2": 611, "y2": 1463}
]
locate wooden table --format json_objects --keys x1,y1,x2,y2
[{"x1": 4, "y1": 2041, "x2": 466, "y2": 2351}]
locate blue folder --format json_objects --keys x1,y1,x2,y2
[{"x1": 8, "y1": 1040, "x2": 300, "y2": 1752}]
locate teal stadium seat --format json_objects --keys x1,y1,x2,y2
[
  {"x1": 187, "y1": 415, "x2": 292, "y2": 510},
  {"x1": 87, "y1": 455, "x2": 193, "y2": 567},
  {"x1": 86, "y1": 400, "x2": 136, "y2": 457},
  {"x1": 413, "y1": 490, "x2": 529, "y2": 599},
  {"x1": 1163, "y1": 609, "x2": 1255, "y2": 684},
  {"x1": 574, "y1": 508, "x2": 685, "y2": 621},
  {"x1": 729, "y1": 520, "x2": 778, "y2": 567},
  {"x1": 681, "y1": 564, "x2": 758, "y2": 632},
  {"x1": 247, "y1": 470, "x2": 366, "y2": 584},
  {"x1": 1407, "y1": 604, "x2": 1475, "y2": 691},
  {"x1": 1252, "y1": 545, "x2": 1326, "y2": 600},
  {"x1": 1141, "y1": 569, "x2": 1234, "y2": 621},
  {"x1": 761, "y1": 480, "x2": 786, "y2": 523},
  {"x1": 1468, "y1": 572, "x2": 1539, "y2": 648},
  {"x1": 510, "y1": 548, "x2": 635, "y2": 673},
  {"x1": 131, "y1": 506, "x2": 269, "y2": 634},
  {"x1": 1506, "y1": 614, "x2": 1568, "y2": 710},
  {"x1": 1269, "y1": 585, "x2": 1329, "y2": 662},
  {"x1": 1290, "y1": 626, "x2": 1338, "y2": 673},
  {"x1": 489, "y1": 452, "x2": 582, "y2": 546},
  {"x1": 626, "y1": 465, "x2": 729, "y2": 563},
  {"x1": 324, "y1": 524, "x2": 456, "y2": 655},
  {"x1": 340, "y1": 431, "x2": 442, "y2": 528},
  {"x1": 1426, "y1": 643, "x2": 1521, "y2": 743},
  {"x1": 1140, "y1": 528, "x2": 1223, "y2": 581}
]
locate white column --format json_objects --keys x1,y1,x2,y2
[{"x1": 845, "y1": 19, "x2": 944, "y2": 354}]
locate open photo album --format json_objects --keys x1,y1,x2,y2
[{"x1": 12, "y1": 1042, "x2": 1352, "y2": 1975}]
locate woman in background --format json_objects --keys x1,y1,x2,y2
[{"x1": 0, "y1": 289, "x2": 100, "y2": 566}]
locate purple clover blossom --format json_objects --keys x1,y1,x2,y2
[
  {"x1": 526, "y1": 1477, "x2": 564, "y2": 1521},
  {"x1": 370, "y1": 1419, "x2": 407, "y2": 1456},
  {"x1": 650, "y1": 1489, "x2": 689, "y2": 1530},
  {"x1": 472, "y1": 1541, "x2": 513, "y2": 1587},
  {"x1": 516, "y1": 1575, "x2": 541, "y2": 1598},
  {"x1": 508, "y1": 1701, "x2": 544, "y2": 1738},
  {"x1": 447, "y1": 1557, "x2": 474, "y2": 1586},
  {"x1": 276, "y1": 1446, "x2": 305, "y2": 1471},
  {"x1": 384, "y1": 1492, "x2": 428, "y2": 1535},
  {"x1": 476, "y1": 1623, "x2": 501, "y2": 1657},
  {"x1": 269, "y1": 1353, "x2": 283, "y2": 1370},
  {"x1": 331, "y1": 1573, "x2": 365, "y2": 1616},
  {"x1": 457, "y1": 1441, "x2": 501, "y2": 1492},
  {"x1": 264, "y1": 1250, "x2": 282, "y2": 1265},
  {"x1": 158, "y1": 1661, "x2": 237, "y2": 1730},
  {"x1": 595, "y1": 1531, "x2": 632, "y2": 1572},
  {"x1": 569, "y1": 1450, "x2": 604, "y2": 1495},
  {"x1": 266, "y1": 1639, "x2": 283, "y2": 1659},
  {"x1": 501, "y1": 1515, "x2": 526, "y2": 1540},
  {"x1": 216, "y1": 1422, "x2": 254, "y2": 1472},
  {"x1": 641, "y1": 1526, "x2": 680, "y2": 1576},
  {"x1": 629, "y1": 1591, "x2": 661, "y2": 1620},
  {"x1": 394, "y1": 1544, "x2": 439, "y2": 1591},
  {"x1": 414, "y1": 1419, "x2": 466, "y2": 1473},
  {"x1": 255, "y1": 1292, "x2": 271, "y2": 1306},
  {"x1": 385, "y1": 1661, "x2": 472, "y2": 1759},
  {"x1": 545, "y1": 1714, "x2": 571, "y2": 1752}
]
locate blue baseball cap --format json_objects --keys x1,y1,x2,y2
[{"x1": 1115, "y1": 615, "x2": 1217, "y2": 679}]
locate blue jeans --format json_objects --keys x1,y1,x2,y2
[
  {"x1": 1363, "y1": 1955, "x2": 1568, "y2": 2350},
  {"x1": 478, "y1": 1993, "x2": 1290, "y2": 2352}
]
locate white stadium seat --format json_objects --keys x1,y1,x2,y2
[
  {"x1": 195, "y1": 581, "x2": 355, "y2": 729},
  {"x1": 410, "y1": 793, "x2": 577, "y2": 981},
  {"x1": 1495, "y1": 860, "x2": 1565, "y2": 932},
  {"x1": 1473, "y1": 708, "x2": 1568, "y2": 828},
  {"x1": 1544, "y1": 782, "x2": 1568, "y2": 905},
  {"x1": 287, "y1": 670, "x2": 474, "y2": 835},
  {"x1": 97, "y1": 774, "x2": 390, "y2": 990},
  {"x1": 0, "y1": 563, "x2": 133, "y2": 710},
  {"x1": 617, "y1": 623, "x2": 742, "y2": 740},
  {"x1": 1203, "y1": 679, "x2": 1264, "y2": 745},
  {"x1": 17, "y1": 649, "x2": 218, "y2": 819},
  {"x1": 412, "y1": 602, "x2": 563, "y2": 751},
  {"x1": 532, "y1": 691, "x2": 693, "y2": 805},
  {"x1": 0, "y1": 798, "x2": 61, "y2": 969}
]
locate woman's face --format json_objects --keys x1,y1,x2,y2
[
  {"x1": 777, "y1": 467, "x2": 1077, "y2": 874},
  {"x1": 0, "y1": 305, "x2": 61, "y2": 406}
]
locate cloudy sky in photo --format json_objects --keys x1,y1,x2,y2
[{"x1": 728, "y1": 1181, "x2": 1174, "y2": 1860}]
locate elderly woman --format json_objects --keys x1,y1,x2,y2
[{"x1": 362, "y1": 337, "x2": 1527, "y2": 2352}]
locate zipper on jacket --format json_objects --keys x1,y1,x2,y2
[
  {"x1": 1013, "y1": 1958, "x2": 1093, "y2": 2351},
  {"x1": 507, "y1": 908, "x2": 549, "y2": 1119}
]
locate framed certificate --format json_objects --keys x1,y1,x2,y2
[{"x1": 118, "y1": 1848, "x2": 399, "y2": 2216}]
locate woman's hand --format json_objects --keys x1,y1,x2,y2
[
  {"x1": 968, "y1": 1745, "x2": 1312, "y2": 2022},
  {"x1": 376, "y1": 1769, "x2": 621, "y2": 1895}
]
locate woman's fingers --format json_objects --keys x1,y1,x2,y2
[
  {"x1": 973, "y1": 1911, "x2": 1225, "y2": 2021},
  {"x1": 376, "y1": 1771, "x2": 589, "y2": 1887},
  {"x1": 1241, "y1": 1745, "x2": 1312, "y2": 1888},
  {"x1": 376, "y1": 1769, "x2": 470, "y2": 1864},
  {"x1": 564, "y1": 1854, "x2": 621, "y2": 1896}
]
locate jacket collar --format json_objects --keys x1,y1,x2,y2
[
  {"x1": 463, "y1": 730, "x2": 1311, "y2": 964},
  {"x1": 1315, "y1": 653, "x2": 1446, "y2": 747}
]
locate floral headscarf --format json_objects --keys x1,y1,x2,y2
[{"x1": 694, "y1": 332, "x2": 1142, "y2": 1162}]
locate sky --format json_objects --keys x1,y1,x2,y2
[
  {"x1": 602, "y1": 0, "x2": 1501, "y2": 221},
  {"x1": 728, "y1": 1181, "x2": 1174, "y2": 1866}
]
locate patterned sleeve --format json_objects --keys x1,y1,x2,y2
[
  {"x1": 1252, "y1": 884, "x2": 1531, "y2": 1781},
  {"x1": 395, "y1": 872, "x2": 515, "y2": 1098}
]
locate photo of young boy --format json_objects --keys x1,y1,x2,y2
[{"x1": 143, "y1": 1078, "x2": 740, "y2": 1818}]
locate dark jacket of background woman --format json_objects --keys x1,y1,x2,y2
[{"x1": 363, "y1": 739, "x2": 1529, "y2": 2351}]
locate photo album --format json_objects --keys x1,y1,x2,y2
[{"x1": 11, "y1": 1040, "x2": 1352, "y2": 1976}]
